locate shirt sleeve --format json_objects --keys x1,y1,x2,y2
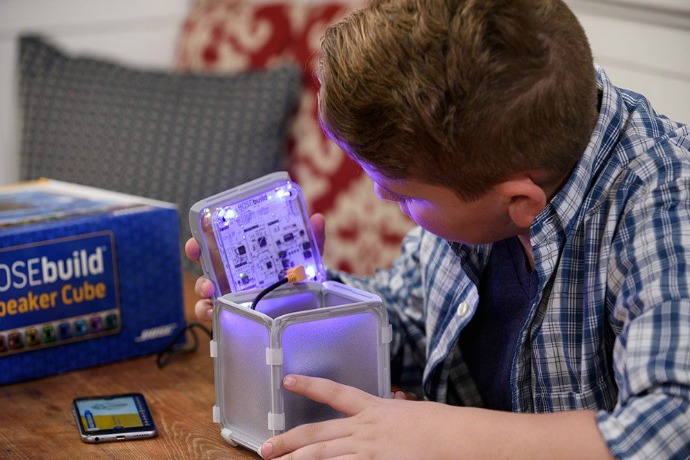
[
  {"x1": 596, "y1": 164, "x2": 690, "y2": 459},
  {"x1": 328, "y1": 226, "x2": 428, "y2": 395}
]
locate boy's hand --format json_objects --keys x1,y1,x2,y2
[
  {"x1": 184, "y1": 213, "x2": 327, "y2": 321},
  {"x1": 184, "y1": 238, "x2": 216, "y2": 321},
  {"x1": 259, "y1": 375, "x2": 444, "y2": 460},
  {"x1": 260, "y1": 375, "x2": 614, "y2": 460},
  {"x1": 309, "y1": 213, "x2": 326, "y2": 254}
]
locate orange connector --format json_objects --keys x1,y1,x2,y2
[{"x1": 286, "y1": 266, "x2": 307, "y2": 283}]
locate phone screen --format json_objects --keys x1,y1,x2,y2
[{"x1": 72, "y1": 393, "x2": 157, "y2": 442}]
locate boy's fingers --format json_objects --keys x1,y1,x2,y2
[
  {"x1": 282, "y1": 374, "x2": 376, "y2": 416},
  {"x1": 194, "y1": 299, "x2": 213, "y2": 321},
  {"x1": 184, "y1": 238, "x2": 201, "y2": 264},
  {"x1": 310, "y1": 213, "x2": 326, "y2": 254},
  {"x1": 195, "y1": 276, "x2": 215, "y2": 298},
  {"x1": 262, "y1": 418, "x2": 353, "y2": 459}
]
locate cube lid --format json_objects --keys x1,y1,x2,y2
[{"x1": 189, "y1": 172, "x2": 326, "y2": 297}]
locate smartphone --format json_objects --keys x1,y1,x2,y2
[{"x1": 72, "y1": 392, "x2": 157, "y2": 443}]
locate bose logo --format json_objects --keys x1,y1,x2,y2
[{"x1": 134, "y1": 323, "x2": 178, "y2": 342}]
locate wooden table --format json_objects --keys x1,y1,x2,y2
[{"x1": 0, "y1": 273, "x2": 258, "y2": 460}]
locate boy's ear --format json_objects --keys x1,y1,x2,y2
[{"x1": 495, "y1": 177, "x2": 547, "y2": 229}]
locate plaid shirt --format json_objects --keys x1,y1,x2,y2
[{"x1": 335, "y1": 66, "x2": 690, "y2": 458}]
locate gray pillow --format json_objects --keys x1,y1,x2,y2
[{"x1": 18, "y1": 36, "x2": 301, "y2": 272}]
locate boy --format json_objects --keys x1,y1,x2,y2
[{"x1": 187, "y1": 0, "x2": 690, "y2": 458}]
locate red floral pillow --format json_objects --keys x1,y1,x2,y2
[{"x1": 177, "y1": 0, "x2": 414, "y2": 274}]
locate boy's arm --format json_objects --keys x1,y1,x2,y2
[
  {"x1": 597, "y1": 165, "x2": 690, "y2": 458},
  {"x1": 259, "y1": 374, "x2": 615, "y2": 460}
]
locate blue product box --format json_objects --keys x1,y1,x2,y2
[{"x1": 0, "y1": 179, "x2": 185, "y2": 384}]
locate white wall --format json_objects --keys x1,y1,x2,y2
[
  {"x1": 0, "y1": 0, "x2": 689, "y2": 186},
  {"x1": 566, "y1": 0, "x2": 690, "y2": 123},
  {"x1": 0, "y1": 0, "x2": 191, "y2": 186}
]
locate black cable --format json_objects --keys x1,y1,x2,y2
[
  {"x1": 250, "y1": 277, "x2": 289, "y2": 310},
  {"x1": 156, "y1": 321, "x2": 212, "y2": 369}
]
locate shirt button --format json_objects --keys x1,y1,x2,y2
[{"x1": 457, "y1": 301, "x2": 469, "y2": 317}]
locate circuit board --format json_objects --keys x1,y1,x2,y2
[{"x1": 211, "y1": 184, "x2": 318, "y2": 292}]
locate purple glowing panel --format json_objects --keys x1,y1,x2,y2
[
  {"x1": 280, "y1": 311, "x2": 380, "y2": 429},
  {"x1": 217, "y1": 309, "x2": 272, "y2": 443}
]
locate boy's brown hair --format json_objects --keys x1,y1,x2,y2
[{"x1": 318, "y1": 0, "x2": 599, "y2": 200}]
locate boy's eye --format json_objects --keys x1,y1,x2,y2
[{"x1": 375, "y1": 185, "x2": 411, "y2": 203}]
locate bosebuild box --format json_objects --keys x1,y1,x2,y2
[{"x1": 0, "y1": 179, "x2": 185, "y2": 385}]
